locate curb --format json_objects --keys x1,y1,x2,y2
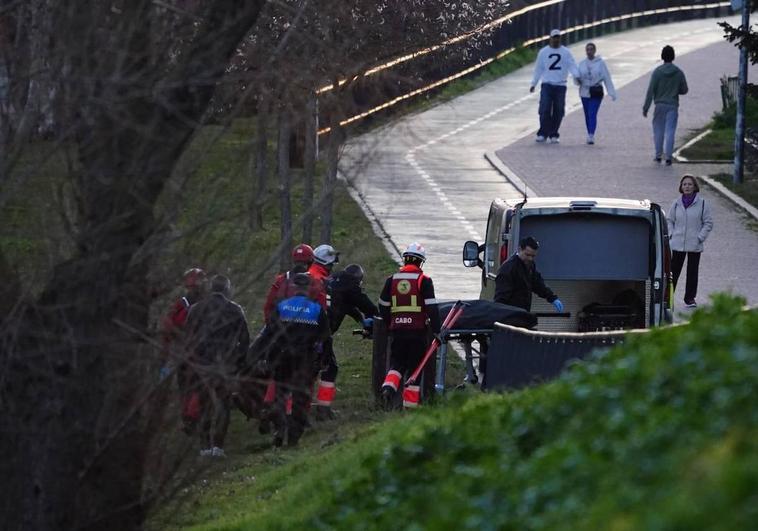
[
  {"x1": 699, "y1": 174, "x2": 758, "y2": 222},
  {"x1": 484, "y1": 151, "x2": 541, "y2": 197}
]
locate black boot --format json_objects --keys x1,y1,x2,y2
[{"x1": 381, "y1": 387, "x2": 395, "y2": 411}]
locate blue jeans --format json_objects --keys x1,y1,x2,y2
[
  {"x1": 653, "y1": 103, "x2": 679, "y2": 160},
  {"x1": 537, "y1": 83, "x2": 567, "y2": 138},
  {"x1": 581, "y1": 95, "x2": 603, "y2": 135}
]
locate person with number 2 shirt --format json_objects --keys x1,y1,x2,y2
[{"x1": 530, "y1": 28, "x2": 579, "y2": 144}]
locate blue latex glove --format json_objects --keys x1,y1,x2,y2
[
  {"x1": 552, "y1": 299, "x2": 564, "y2": 313},
  {"x1": 362, "y1": 318, "x2": 374, "y2": 328},
  {"x1": 159, "y1": 366, "x2": 171, "y2": 382}
]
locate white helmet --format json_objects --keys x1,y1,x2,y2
[
  {"x1": 313, "y1": 244, "x2": 340, "y2": 265},
  {"x1": 402, "y1": 242, "x2": 426, "y2": 261}
]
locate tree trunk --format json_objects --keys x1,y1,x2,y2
[
  {"x1": 249, "y1": 100, "x2": 269, "y2": 231},
  {"x1": 320, "y1": 119, "x2": 344, "y2": 245},
  {"x1": 302, "y1": 91, "x2": 317, "y2": 244},
  {"x1": 278, "y1": 110, "x2": 292, "y2": 272},
  {"x1": 1, "y1": 1, "x2": 266, "y2": 529}
]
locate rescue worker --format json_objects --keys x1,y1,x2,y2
[
  {"x1": 378, "y1": 243, "x2": 441, "y2": 409},
  {"x1": 159, "y1": 267, "x2": 207, "y2": 433},
  {"x1": 263, "y1": 244, "x2": 325, "y2": 322},
  {"x1": 251, "y1": 244, "x2": 324, "y2": 433},
  {"x1": 185, "y1": 275, "x2": 250, "y2": 457},
  {"x1": 266, "y1": 273, "x2": 331, "y2": 446},
  {"x1": 494, "y1": 236, "x2": 564, "y2": 313},
  {"x1": 328, "y1": 264, "x2": 378, "y2": 335},
  {"x1": 309, "y1": 244, "x2": 341, "y2": 420}
]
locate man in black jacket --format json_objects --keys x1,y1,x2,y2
[
  {"x1": 314, "y1": 263, "x2": 378, "y2": 420},
  {"x1": 185, "y1": 275, "x2": 250, "y2": 457},
  {"x1": 494, "y1": 237, "x2": 564, "y2": 313}
]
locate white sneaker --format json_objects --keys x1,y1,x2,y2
[
  {"x1": 587, "y1": 134, "x2": 594, "y2": 145},
  {"x1": 548, "y1": 137, "x2": 559, "y2": 144},
  {"x1": 211, "y1": 446, "x2": 226, "y2": 457},
  {"x1": 535, "y1": 135, "x2": 546, "y2": 143},
  {"x1": 199, "y1": 448, "x2": 213, "y2": 457}
]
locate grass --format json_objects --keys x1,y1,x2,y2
[
  {"x1": 711, "y1": 172, "x2": 758, "y2": 210},
  {"x1": 192, "y1": 294, "x2": 758, "y2": 530},
  {"x1": 680, "y1": 97, "x2": 758, "y2": 161}
]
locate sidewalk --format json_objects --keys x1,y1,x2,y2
[
  {"x1": 495, "y1": 39, "x2": 758, "y2": 307},
  {"x1": 341, "y1": 16, "x2": 747, "y2": 301}
]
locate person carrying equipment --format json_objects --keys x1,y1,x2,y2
[
  {"x1": 328, "y1": 263, "x2": 378, "y2": 336},
  {"x1": 267, "y1": 273, "x2": 331, "y2": 446},
  {"x1": 378, "y1": 242, "x2": 441, "y2": 409},
  {"x1": 494, "y1": 236, "x2": 564, "y2": 314},
  {"x1": 308, "y1": 244, "x2": 341, "y2": 419},
  {"x1": 184, "y1": 275, "x2": 250, "y2": 457},
  {"x1": 159, "y1": 267, "x2": 207, "y2": 432}
]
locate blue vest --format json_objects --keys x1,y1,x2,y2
[{"x1": 277, "y1": 295, "x2": 321, "y2": 326}]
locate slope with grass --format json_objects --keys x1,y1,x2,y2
[{"x1": 195, "y1": 295, "x2": 758, "y2": 530}]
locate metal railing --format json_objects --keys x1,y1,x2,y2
[{"x1": 317, "y1": 0, "x2": 731, "y2": 135}]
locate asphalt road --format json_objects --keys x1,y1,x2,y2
[{"x1": 341, "y1": 16, "x2": 753, "y2": 305}]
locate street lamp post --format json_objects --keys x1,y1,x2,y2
[{"x1": 734, "y1": 0, "x2": 751, "y2": 185}]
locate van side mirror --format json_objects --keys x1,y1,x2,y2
[{"x1": 462, "y1": 240, "x2": 483, "y2": 268}]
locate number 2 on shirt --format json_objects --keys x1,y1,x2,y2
[{"x1": 548, "y1": 53, "x2": 561, "y2": 70}]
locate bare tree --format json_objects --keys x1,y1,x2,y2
[
  {"x1": 278, "y1": 109, "x2": 293, "y2": 270},
  {"x1": 302, "y1": 90, "x2": 317, "y2": 243},
  {"x1": 1, "y1": 2, "x2": 266, "y2": 530}
]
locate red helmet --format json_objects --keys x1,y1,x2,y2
[
  {"x1": 292, "y1": 244, "x2": 314, "y2": 263},
  {"x1": 183, "y1": 268, "x2": 206, "y2": 289}
]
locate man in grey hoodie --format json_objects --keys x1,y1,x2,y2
[{"x1": 642, "y1": 45, "x2": 688, "y2": 165}]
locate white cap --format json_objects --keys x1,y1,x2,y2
[{"x1": 550, "y1": 29, "x2": 561, "y2": 37}]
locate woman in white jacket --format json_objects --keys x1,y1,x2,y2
[
  {"x1": 577, "y1": 42, "x2": 617, "y2": 144},
  {"x1": 667, "y1": 175, "x2": 714, "y2": 308}
]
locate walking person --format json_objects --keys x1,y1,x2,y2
[
  {"x1": 576, "y1": 42, "x2": 617, "y2": 145},
  {"x1": 530, "y1": 28, "x2": 580, "y2": 144},
  {"x1": 185, "y1": 275, "x2": 250, "y2": 457},
  {"x1": 266, "y1": 273, "x2": 331, "y2": 447},
  {"x1": 378, "y1": 243, "x2": 441, "y2": 410},
  {"x1": 642, "y1": 45, "x2": 688, "y2": 165},
  {"x1": 667, "y1": 175, "x2": 713, "y2": 308}
]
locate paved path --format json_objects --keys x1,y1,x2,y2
[
  {"x1": 495, "y1": 39, "x2": 758, "y2": 307},
  {"x1": 342, "y1": 16, "x2": 758, "y2": 306}
]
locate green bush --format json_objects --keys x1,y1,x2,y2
[
  {"x1": 298, "y1": 294, "x2": 758, "y2": 530},
  {"x1": 711, "y1": 96, "x2": 758, "y2": 131}
]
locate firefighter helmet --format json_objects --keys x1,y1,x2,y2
[
  {"x1": 183, "y1": 268, "x2": 206, "y2": 288},
  {"x1": 402, "y1": 242, "x2": 426, "y2": 262},
  {"x1": 292, "y1": 244, "x2": 314, "y2": 263},
  {"x1": 313, "y1": 244, "x2": 340, "y2": 265}
]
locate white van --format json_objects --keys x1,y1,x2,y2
[{"x1": 463, "y1": 197, "x2": 674, "y2": 331}]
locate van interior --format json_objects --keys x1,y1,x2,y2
[{"x1": 521, "y1": 213, "x2": 652, "y2": 332}]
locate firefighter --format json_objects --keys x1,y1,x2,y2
[
  {"x1": 378, "y1": 243, "x2": 441, "y2": 409},
  {"x1": 309, "y1": 244, "x2": 341, "y2": 420},
  {"x1": 159, "y1": 267, "x2": 207, "y2": 432},
  {"x1": 185, "y1": 275, "x2": 250, "y2": 457},
  {"x1": 266, "y1": 273, "x2": 331, "y2": 446}
]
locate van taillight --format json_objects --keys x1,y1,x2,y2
[
  {"x1": 500, "y1": 243, "x2": 509, "y2": 263},
  {"x1": 663, "y1": 241, "x2": 672, "y2": 305}
]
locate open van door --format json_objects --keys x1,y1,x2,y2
[{"x1": 651, "y1": 203, "x2": 673, "y2": 324}]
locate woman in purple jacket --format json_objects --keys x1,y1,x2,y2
[{"x1": 667, "y1": 175, "x2": 714, "y2": 308}]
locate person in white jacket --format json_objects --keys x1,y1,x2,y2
[
  {"x1": 529, "y1": 29, "x2": 579, "y2": 144},
  {"x1": 667, "y1": 175, "x2": 714, "y2": 308},
  {"x1": 576, "y1": 42, "x2": 617, "y2": 145}
]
